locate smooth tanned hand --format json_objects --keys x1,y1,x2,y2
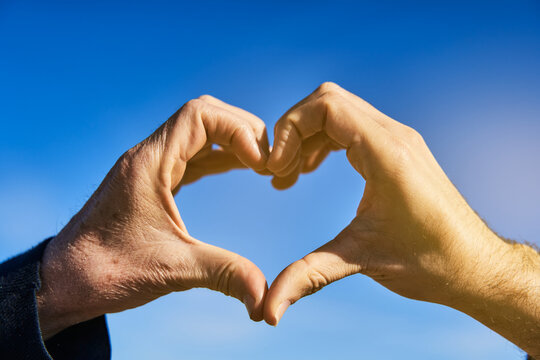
[{"x1": 264, "y1": 82, "x2": 540, "y2": 358}]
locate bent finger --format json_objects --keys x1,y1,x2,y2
[
  {"x1": 267, "y1": 83, "x2": 388, "y2": 180},
  {"x1": 198, "y1": 95, "x2": 270, "y2": 160},
  {"x1": 157, "y1": 99, "x2": 267, "y2": 191},
  {"x1": 271, "y1": 158, "x2": 303, "y2": 190}
]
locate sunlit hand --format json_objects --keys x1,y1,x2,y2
[
  {"x1": 37, "y1": 95, "x2": 270, "y2": 339},
  {"x1": 264, "y1": 82, "x2": 540, "y2": 357}
]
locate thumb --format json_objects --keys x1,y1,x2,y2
[
  {"x1": 264, "y1": 226, "x2": 361, "y2": 326},
  {"x1": 190, "y1": 241, "x2": 267, "y2": 322}
]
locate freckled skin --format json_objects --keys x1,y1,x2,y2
[{"x1": 37, "y1": 95, "x2": 271, "y2": 338}]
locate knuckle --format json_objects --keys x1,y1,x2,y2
[
  {"x1": 274, "y1": 114, "x2": 298, "y2": 140},
  {"x1": 254, "y1": 119, "x2": 267, "y2": 133},
  {"x1": 116, "y1": 147, "x2": 141, "y2": 177},
  {"x1": 321, "y1": 90, "x2": 339, "y2": 102},
  {"x1": 403, "y1": 126, "x2": 424, "y2": 145},
  {"x1": 320, "y1": 92, "x2": 341, "y2": 118},
  {"x1": 120, "y1": 146, "x2": 138, "y2": 164},
  {"x1": 214, "y1": 259, "x2": 238, "y2": 297},
  {"x1": 306, "y1": 269, "x2": 330, "y2": 295},
  {"x1": 183, "y1": 98, "x2": 205, "y2": 113},
  {"x1": 118, "y1": 149, "x2": 162, "y2": 193},
  {"x1": 391, "y1": 137, "x2": 414, "y2": 167},
  {"x1": 249, "y1": 117, "x2": 267, "y2": 135},
  {"x1": 284, "y1": 114, "x2": 301, "y2": 135},
  {"x1": 197, "y1": 94, "x2": 215, "y2": 102},
  {"x1": 234, "y1": 123, "x2": 253, "y2": 140},
  {"x1": 300, "y1": 255, "x2": 331, "y2": 295},
  {"x1": 286, "y1": 117, "x2": 301, "y2": 136},
  {"x1": 317, "y1": 81, "x2": 342, "y2": 94}
]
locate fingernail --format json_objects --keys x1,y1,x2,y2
[
  {"x1": 274, "y1": 300, "x2": 291, "y2": 325},
  {"x1": 243, "y1": 295, "x2": 256, "y2": 318}
]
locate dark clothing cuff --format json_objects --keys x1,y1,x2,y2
[{"x1": 0, "y1": 238, "x2": 111, "y2": 359}]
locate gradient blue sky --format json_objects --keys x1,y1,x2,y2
[{"x1": 1, "y1": 1, "x2": 539, "y2": 359}]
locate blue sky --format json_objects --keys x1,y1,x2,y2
[{"x1": 1, "y1": 1, "x2": 539, "y2": 359}]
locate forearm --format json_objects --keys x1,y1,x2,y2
[{"x1": 447, "y1": 232, "x2": 540, "y2": 358}]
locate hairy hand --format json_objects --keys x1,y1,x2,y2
[{"x1": 37, "y1": 95, "x2": 270, "y2": 338}]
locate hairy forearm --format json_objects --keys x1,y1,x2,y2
[{"x1": 447, "y1": 232, "x2": 540, "y2": 357}]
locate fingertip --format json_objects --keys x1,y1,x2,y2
[
  {"x1": 263, "y1": 267, "x2": 295, "y2": 326},
  {"x1": 267, "y1": 122, "x2": 302, "y2": 174},
  {"x1": 243, "y1": 294, "x2": 256, "y2": 319},
  {"x1": 271, "y1": 173, "x2": 299, "y2": 190},
  {"x1": 253, "y1": 131, "x2": 272, "y2": 173},
  {"x1": 264, "y1": 298, "x2": 291, "y2": 326},
  {"x1": 271, "y1": 177, "x2": 294, "y2": 190},
  {"x1": 263, "y1": 281, "x2": 277, "y2": 325},
  {"x1": 274, "y1": 300, "x2": 291, "y2": 325},
  {"x1": 266, "y1": 145, "x2": 282, "y2": 174},
  {"x1": 255, "y1": 168, "x2": 273, "y2": 176},
  {"x1": 250, "y1": 135, "x2": 268, "y2": 170},
  {"x1": 243, "y1": 264, "x2": 268, "y2": 322},
  {"x1": 257, "y1": 133, "x2": 270, "y2": 163},
  {"x1": 263, "y1": 301, "x2": 280, "y2": 326},
  {"x1": 235, "y1": 128, "x2": 269, "y2": 172},
  {"x1": 247, "y1": 280, "x2": 268, "y2": 322}
]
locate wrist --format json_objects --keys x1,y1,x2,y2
[{"x1": 36, "y1": 228, "x2": 101, "y2": 339}]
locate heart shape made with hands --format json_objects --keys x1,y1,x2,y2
[
  {"x1": 187, "y1": 108, "x2": 344, "y2": 323},
  {"x1": 48, "y1": 82, "x2": 456, "y2": 335},
  {"x1": 41, "y1": 82, "x2": 532, "y2": 356},
  {"x1": 34, "y1": 82, "x2": 540, "y2": 360},
  {"x1": 174, "y1": 91, "x2": 346, "y2": 325},
  {"x1": 174, "y1": 81, "x2": 459, "y2": 328},
  {"x1": 172, "y1": 82, "x2": 394, "y2": 326}
]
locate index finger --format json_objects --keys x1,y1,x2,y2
[
  {"x1": 267, "y1": 82, "x2": 388, "y2": 179},
  {"x1": 142, "y1": 98, "x2": 267, "y2": 192}
]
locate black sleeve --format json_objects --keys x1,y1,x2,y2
[{"x1": 0, "y1": 238, "x2": 111, "y2": 360}]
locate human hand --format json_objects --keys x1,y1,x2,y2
[
  {"x1": 264, "y1": 82, "x2": 540, "y2": 356},
  {"x1": 37, "y1": 95, "x2": 270, "y2": 339}
]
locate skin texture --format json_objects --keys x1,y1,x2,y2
[
  {"x1": 37, "y1": 95, "x2": 271, "y2": 338},
  {"x1": 264, "y1": 82, "x2": 540, "y2": 358},
  {"x1": 36, "y1": 84, "x2": 539, "y2": 357}
]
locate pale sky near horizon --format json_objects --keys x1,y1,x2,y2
[{"x1": 1, "y1": 1, "x2": 539, "y2": 359}]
